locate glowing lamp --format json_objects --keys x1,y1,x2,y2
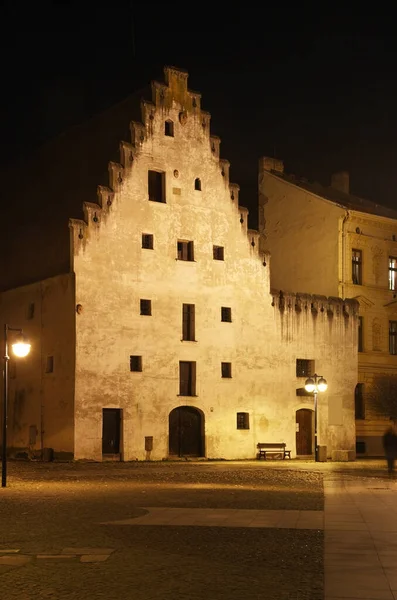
[
  {"x1": 317, "y1": 377, "x2": 328, "y2": 392},
  {"x1": 11, "y1": 334, "x2": 31, "y2": 358},
  {"x1": 304, "y1": 378, "x2": 315, "y2": 393}
]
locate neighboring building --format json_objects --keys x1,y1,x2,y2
[
  {"x1": 259, "y1": 157, "x2": 397, "y2": 456},
  {"x1": 0, "y1": 67, "x2": 358, "y2": 461}
]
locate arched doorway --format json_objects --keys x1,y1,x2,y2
[
  {"x1": 169, "y1": 406, "x2": 204, "y2": 457},
  {"x1": 296, "y1": 409, "x2": 313, "y2": 456}
]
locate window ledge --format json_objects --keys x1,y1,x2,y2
[
  {"x1": 180, "y1": 339, "x2": 198, "y2": 343},
  {"x1": 177, "y1": 394, "x2": 198, "y2": 397}
]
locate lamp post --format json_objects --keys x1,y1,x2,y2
[
  {"x1": 2, "y1": 325, "x2": 31, "y2": 488},
  {"x1": 304, "y1": 373, "x2": 328, "y2": 462}
]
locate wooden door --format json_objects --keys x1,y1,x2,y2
[
  {"x1": 102, "y1": 409, "x2": 121, "y2": 455},
  {"x1": 169, "y1": 407, "x2": 203, "y2": 457},
  {"x1": 296, "y1": 409, "x2": 313, "y2": 455}
]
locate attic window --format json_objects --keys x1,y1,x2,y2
[
  {"x1": 165, "y1": 120, "x2": 174, "y2": 137},
  {"x1": 194, "y1": 178, "x2": 201, "y2": 191}
]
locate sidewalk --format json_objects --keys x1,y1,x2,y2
[{"x1": 324, "y1": 472, "x2": 397, "y2": 600}]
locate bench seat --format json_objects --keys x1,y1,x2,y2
[{"x1": 257, "y1": 443, "x2": 291, "y2": 460}]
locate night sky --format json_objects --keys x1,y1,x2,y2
[{"x1": 1, "y1": 3, "x2": 397, "y2": 227}]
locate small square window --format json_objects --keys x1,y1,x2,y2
[
  {"x1": 221, "y1": 362, "x2": 232, "y2": 378},
  {"x1": 177, "y1": 240, "x2": 194, "y2": 261},
  {"x1": 27, "y1": 302, "x2": 35, "y2": 320},
  {"x1": 142, "y1": 234, "x2": 154, "y2": 249},
  {"x1": 221, "y1": 307, "x2": 232, "y2": 322},
  {"x1": 140, "y1": 299, "x2": 152, "y2": 316},
  {"x1": 130, "y1": 356, "x2": 142, "y2": 372},
  {"x1": 45, "y1": 356, "x2": 54, "y2": 373},
  {"x1": 213, "y1": 246, "x2": 224, "y2": 261},
  {"x1": 237, "y1": 412, "x2": 249, "y2": 430},
  {"x1": 296, "y1": 359, "x2": 314, "y2": 378}
]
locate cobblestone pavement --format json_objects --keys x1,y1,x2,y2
[{"x1": 3, "y1": 459, "x2": 382, "y2": 600}]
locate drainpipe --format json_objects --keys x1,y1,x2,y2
[{"x1": 341, "y1": 210, "x2": 350, "y2": 299}]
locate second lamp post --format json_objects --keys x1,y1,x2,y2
[{"x1": 304, "y1": 373, "x2": 328, "y2": 462}]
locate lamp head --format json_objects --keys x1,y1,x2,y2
[
  {"x1": 317, "y1": 377, "x2": 328, "y2": 392},
  {"x1": 12, "y1": 333, "x2": 31, "y2": 358},
  {"x1": 304, "y1": 377, "x2": 315, "y2": 393}
]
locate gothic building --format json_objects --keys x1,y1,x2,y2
[{"x1": 0, "y1": 67, "x2": 358, "y2": 461}]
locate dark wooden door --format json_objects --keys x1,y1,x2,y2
[
  {"x1": 102, "y1": 409, "x2": 121, "y2": 454},
  {"x1": 296, "y1": 409, "x2": 312, "y2": 455},
  {"x1": 169, "y1": 407, "x2": 203, "y2": 457}
]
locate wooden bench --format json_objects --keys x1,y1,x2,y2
[{"x1": 257, "y1": 443, "x2": 291, "y2": 460}]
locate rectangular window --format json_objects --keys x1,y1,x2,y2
[
  {"x1": 148, "y1": 170, "x2": 166, "y2": 203},
  {"x1": 45, "y1": 356, "x2": 54, "y2": 374},
  {"x1": 140, "y1": 299, "x2": 152, "y2": 316},
  {"x1": 352, "y1": 249, "x2": 362, "y2": 285},
  {"x1": 182, "y1": 304, "x2": 195, "y2": 341},
  {"x1": 389, "y1": 257, "x2": 397, "y2": 291},
  {"x1": 358, "y1": 316, "x2": 363, "y2": 352},
  {"x1": 130, "y1": 356, "x2": 142, "y2": 372},
  {"x1": 390, "y1": 321, "x2": 397, "y2": 355},
  {"x1": 179, "y1": 361, "x2": 196, "y2": 396},
  {"x1": 27, "y1": 302, "x2": 35, "y2": 320},
  {"x1": 237, "y1": 412, "x2": 249, "y2": 430},
  {"x1": 221, "y1": 307, "x2": 232, "y2": 322},
  {"x1": 177, "y1": 240, "x2": 194, "y2": 261},
  {"x1": 221, "y1": 362, "x2": 232, "y2": 378},
  {"x1": 142, "y1": 233, "x2": 154, "y2": 249},
  {"x1": 296, "y1": 359, "x2": 314, "y2": 378},
  {"x1": 355, "y1": 383, "x2": 365, "y2": 420},
  {"x1": 213, "y1": 245, "x2": 224, "y2": 261}
]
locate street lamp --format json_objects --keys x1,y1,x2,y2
[
  {"x1": 304, "y1": 373, "x2": 328, "y2": 462},
  {"x1": 2, "y1": 325, "x2": 31, "y2": 487}
]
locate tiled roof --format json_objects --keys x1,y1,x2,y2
[{"x1": 272, "y1": 171, "x2": 397, "y2": 220}]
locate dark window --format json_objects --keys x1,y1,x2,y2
[
  {"x1": 27, "y1": 303, "x2": 35, "y2": 320},
  {"x1": 296, "y1": 359, "x2": 314, "y2": 378},
  {"x1": 194, "y1": 178, "x2": 201, "y2": 191},
  {"x1": 182, "y1": 304, "x2": 195, "y2": 341},
  {"x1": 165, "y1": 120, "x2": 174, "y2": 137},
  {"x1": 356, "y1": 441, "x2": 366, "y2": 454},
  {"x1": 355, "y1": 383, "x2": 365, "y2": 419},
  {"x1": 213, "y1": 246, "x2": 224, "y2": 261},
  {"x1": 221, "y1": 362, "x2": 232, "y2": 378},
  {"x1": 148, "y1": 170, "x2": 166, "y2": 203},
  {"x1": 389, "y1": 257, "x2": 397, "y2": 291},
  {"x1": 140, "y1": 299, "x2": 152, "y2": 316},
  {"x1": 221, "y1": 307, "x2": 232, "y2": 322},
  {"x1": 237, "y1": 412, "x2": 249, "y2": 430},
  {"x1": 358, "y1": 316, "x2": 364, "y2": 352},
  {"x1": 390, "y1": 321, "x2": 397, "y2": 355},
  {"x1": 352, "y1": 249, "x2": 362, "y2": 285},
  {"x1": 45, "y1": 356, "x2": 54, "y2": 373},
  {"x1": 130, "y1": 356, "x2": 142, "y2": 372},
  {"x1": 177, "y1": 240, "x2": 194, "y2": 261},
  {"x1": 142, "y1": 233, "x2": 154, "y2": 249},
  {"x1": 179, "y1": 361, "x2": 196, "y2": 396}
]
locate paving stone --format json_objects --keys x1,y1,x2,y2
[
  {"x1": 80, "y1": 554, "x2": 110, "y2": 563},
  {"x1": 36, "y1": 555, "x2": 76, "y2": 559},
  {"x1": 0, "y1": 554, "x2": 31, "y2": 566}
]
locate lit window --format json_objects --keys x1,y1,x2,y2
[
  {"x1": 389, "y1": 257, "x2": 397, "y2": 291},
  {"x1": 352, "y1": 249, "x2": 362, "y2": 285}
]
